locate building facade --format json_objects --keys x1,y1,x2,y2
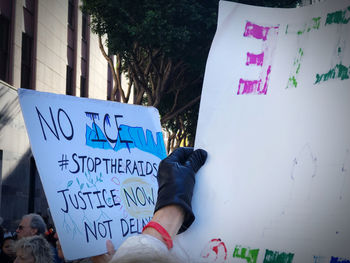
[{"x1": 0, "y1": 0, "x2": 113, "y2": 231}]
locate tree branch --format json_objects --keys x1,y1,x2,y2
[
  {"x1": 169, "y1": 89, "x2": 180, "y2": 114},
  {"x1": 161, "y1": 95, "x2": 201, "y2": 124},
  {"x1": 98, "y1": 35, "x2": 126, "y2": 102},
  {"x1": 125, "y1": 67, "x2": 133, "y2": 102}
]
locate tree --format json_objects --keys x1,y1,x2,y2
[{"x1": 82, "y1": 0, "x2": 300, "y2": 152}]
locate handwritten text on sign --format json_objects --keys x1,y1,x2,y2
[{"x1": 18, "y1": 89, "x2": 166, "y2": 260}]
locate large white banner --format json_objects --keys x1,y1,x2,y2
[
  {"x1": 18, "y1": 89, "x2": 166, "y2": 260},
  {"x1": 180, "y1": 0, "x2": 350, "y2": 262}
]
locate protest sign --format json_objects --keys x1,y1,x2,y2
[
  {"x1": 18, "y1": 88, "x2": 166, "y2": 260},
  {"x1": 178, "y1": 0, "x2": 350, "y2": 262}
]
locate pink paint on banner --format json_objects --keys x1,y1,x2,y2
[
  {"x1": 261, "y1": 65, "x2": 272, "y2": 95},
  {"x1": 237, "y1": 79, "x2": 261, "y2": 95},
  {"x1": 243, "y1": 21, "x2": 277, "y2": 41},
  {"x1": 246, "y1": 52, "x2": 264, "y2": 66},
  {"x1": 237, "y1": 21, "x2": 279, "y2": 95},
  {"x1": 237, "y1": 65, "x2": 271, "y2": 95},
  {"x1": 111, "y1": 177, "x2": 120, "y2": 185}
]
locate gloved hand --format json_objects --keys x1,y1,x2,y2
[{"x1": 154, "y1": 147, "x2": 208, "y2": 233}]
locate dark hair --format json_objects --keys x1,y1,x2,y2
[{"x1": 0, "y1": 225, "x2": 4, "y2": 245}]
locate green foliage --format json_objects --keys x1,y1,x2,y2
[
  {"x1": 82, "y1": 0, "x2": 217, "y2": 72},
  {"x1": 82, "y1": 0, "x2": 300, "y2": 149}
]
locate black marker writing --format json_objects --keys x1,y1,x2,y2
[
  {"x1": 69, "y1": 153, "x2": 158, "y2": 177},
  {"x1": 36, "y1": 106, "x2": 74, "y2": 141},
  {"x1": 57, "y1": 188, "x2": 120, "y2": 213},
  {"x1": 120, "y1": 217, "x2": 151, "y2": 237},
  {"x1": 85, "y1": 219, "x2": 113, "y2": 243}
]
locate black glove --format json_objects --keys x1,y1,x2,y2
[{"x1": 154, "y1": 147, "x2": 208, "y2": 233}]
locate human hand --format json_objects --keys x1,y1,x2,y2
[
  {"x1": 91, "y1": 240, "x2": 115, "y2": 263},
  {"x1": 154, "y1": 147, "x2": 207, "y2": 233}
]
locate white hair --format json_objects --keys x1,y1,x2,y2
[{"x1": 15, "y1": 235, "x2": 54, "y2": 263}]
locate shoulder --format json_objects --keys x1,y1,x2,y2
[{"x1": 110, "y1": 234, "x2": 190, "y2": 263}]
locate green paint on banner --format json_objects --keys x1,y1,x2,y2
[
  {"x1": 312, "y1": 17, "x2": 321, "y2": 29},
  {"x1": 315, "y1": 63, "x2": 350, "y2": 84},
  {"x1": 263, "y1": 249, "x2": 294, "y2": 263},
  {"x1": 307, "y1": 17, "x2": 321, "y2": 32},
  {"x1": 287, "y1": 48, "x2": 304, "y2": 89},
  {"x1": 325, "y1": 6, "x2": 350, "y2": 25},
  {"x1": 298, "y1": 48, "x2": 303, "y2": 57},
  {"x1": 288, "y1": 76, "x2": 298, "y2": 88},
  {"x1": 233, "y1": 245, "x2": 259, "y2": 263},
  {"x1": 292, "y1": 16, "x2": 321, "y2": 35}
]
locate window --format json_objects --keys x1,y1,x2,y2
[
  {"x1": 81, "y1": 12, "x2": 89, "y2": 98},
  {"x1": 82, "y1": 12, "x2": 87, "y2": 41},
  {"x1": 67, "y1": 0, "x2": 76, "y2": 96},
  {"x1": 68, "y1": 0, "x2": 74, "y2": 27},
  {"x1": 66, "y1": 65, "x2": 73, "y2": 95},
  {"x1": 0, "y1": 15, "x2": 10, "y2": 82},
  {"x1": 21, "y1": 33, "x2": 33, "y2": 89},
  {"x1": 80, "y1": 75, "x2": 87, "y2": 97}
]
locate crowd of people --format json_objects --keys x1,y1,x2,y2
[
  {"x1": 0, "y1": 213, "x2": 59, "y2": 263},
  {"x1": 0, "y1": 147, "x2": 207, "y2": 263}
]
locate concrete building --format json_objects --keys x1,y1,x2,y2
[{"x1": 0, "y1": 0, "x2": 113, "y2": 231}]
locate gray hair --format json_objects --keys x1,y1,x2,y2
[
  {"x1": 15, "y1": 235, "x2": 54, "y2": 263},
  {"x1": 24, "y1": 214, "x2": 47, "y2": 235}
]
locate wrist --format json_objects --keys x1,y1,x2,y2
[{"x1": 142, "y1": 205, "x2": 184, "y2": 247}]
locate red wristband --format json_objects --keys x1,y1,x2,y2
[{"x1": 142, "y1": 221, "x2": 173, "y2": 249}]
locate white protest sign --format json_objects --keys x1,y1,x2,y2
[
  {"x1": 18, "y1": 88, "x2": 166, "y2": 260},
  {"x1": 179, "y1": 0, "x2": 350, "y2": 262}
]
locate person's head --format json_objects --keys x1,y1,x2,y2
[
  {"x1": 14, "y1": 235, "x2": 53, "y2": 263},
  {"x1": 1, "y1": 235, "x2": 15, "y2": 257},
  {"x1": 16, "y1": 214, "x2": 46, "y2": 240}
]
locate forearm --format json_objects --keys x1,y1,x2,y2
[{"x1": 94, "y1": 147, "x2": 208, "y2": 263}]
